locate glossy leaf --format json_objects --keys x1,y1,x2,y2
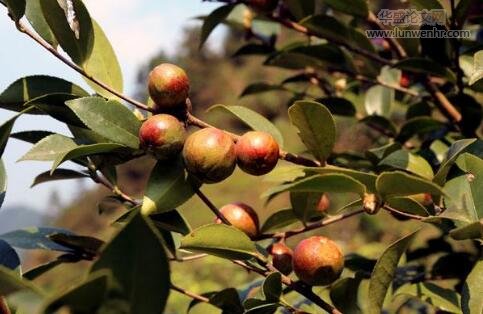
[
  {"x1": 260, "y1": 209, "x2": 298, "y2": 233},
  {"x1": 288, "y1": 100, "x2": 335, "y2": 162},
  {"x1": 31, "y1": 168, "x2": 88, "y2": 187},
  {"x1": 376, "y1": 171, "x2": 445, "y2": 200},
  {"x1": 91, "y1": 212, "x2": 170, "y2": 314},
  {"x1": 0, "y1": 239, "x2": 20, "y2": 270},
  {"x1": 40, "y1": 0, "x2": 94, "y2": 64},
  {"x1": 18, "y1": 134, "x2": 77, "y2": 161},
  {"x1": 66, "y1": 97, "x2": 141, "y2": 148},
  {"x1": 324, "y1": 0, "x2": 368, "y2": 17},
  {"x1": 368, "y1": 230, "x2": 419, "y2": 314},
  {"x1": 199, "y1": 4, "x2": 236, "y2": 48},
  {"x1": 5, "y1": 0, "x2": 25, "y2": 21},
  {"x1": 208, "y1": 104, "x2": 284, "y2": 147},
  {"x1": 25, "y1": 0, "x2": 57, "y2": 46},
  {"x1": 141, "y1": 159, "x2": 197, "y2": 215},
  {"x1": 365, "y1": 85, "x2": 394, "y2": 118},
  {"x1": 0, "y1": 227, "x2": 74, "y2": 252},
  {"x1": 317, "y1": 97, "x2": 356, "y2": 117},
  {"x1": 180, "y1": 224, "x2": 258, "y2": 260},
  {"x1": 433, "y1": 139, "x2": 477, "y2": 185},
  {"x1": 0, "y1": 75, "x2": 87, "y2": 113},
  {"x1": 379, "y1": 150, "x2": 434, "y2": 179},
  {"x1": 395, "y1": 282, "x2": 462, "y2": 313},
  {"x1": 461, "y1": 258, "x2": 483, "y2": 314},
  {"x1": 396, "y1": 117, "x2": 446, "y2": 143},
  {"x1": 394, "y1": 58, "x2": 456, "y2": 82},
  {"x1": 83, "y1": 20, "x2": 123, "y2": 98}
]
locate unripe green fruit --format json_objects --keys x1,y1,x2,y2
[
  {"x1": 216, "y1": 202, "x2": 260, "y2": 238},
  {"x1": 317, "y1": 194, "x2": 330, "y2": 213},
  {"x1": 148, "y1": 63, "x2": 189, "y2": 112},
  {"x1": 293, "y1": 236, "x2": 344, "y2": 286},
  {"x1": 182, "y1": 128, "x2": 236, "y2": 183},
  {"x1": 247, "y1": 0, "x2": 278, "y2": 12},
  {"x1": 268, "y1": 242, "x2": 293, "y2": 275},
  {"x1": 235, "y1": 131, "x2": 279, "y2": 176},
  {"x1": 139, "y1": 114, "x2": 186, "y2": 159}
]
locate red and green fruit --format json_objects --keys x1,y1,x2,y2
[
  {"x1": 216, "y1": 202, "x2": 259, "y2": 238},
  {"x1": 268, "y1": 242, "x2": 293, "y2": 275},
  {"x1": 182, "y1": 128, "x2": 236, "y2": 183},
  {"x1": 139, "y1": 114, "x2": 186, "y2": 159},
  {"x1": 235, "y1": 131, "x2": 279, "y2": 176},
  {"x1": 148, "y1": 63, "x2": 190, "y2": 112},
  {"x1": 292, "y1": 236, "x2": 344, "y2": 286}
]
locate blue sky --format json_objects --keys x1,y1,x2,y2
[{"x1": 0, "y1": 1, "x2": 223, "y2": 212}]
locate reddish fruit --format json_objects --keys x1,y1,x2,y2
[
  {"x1": 182, "y1": 128, "x2": 236, "y2": 183},
  {"x1": 400, "y1": 72, "x2": 410, "y2": 88},
  {"x1": 235, "y1": 131, "x2": 279, "y2": 176},
  {"x1": 148, "y1": 63, "x2": 189, "y2": 112},
  {"x1": 216, "y1": 203, "x2": 259, "y2": 238},
  {"x1": 292, "y1": 236, "x2": 344, "y2": 286},
  {"x1": 247, "y1": 0, "x2": 278, "y2": 12},
  {"x1": 139, "y1": 114, "x2": 186, "y2": 159},
  {"x1": 317, "y1": 194, "x2": 330, "y2": 213},
  {"x1": 268, "y1": 242, "x2": 293, "y2": 275}
]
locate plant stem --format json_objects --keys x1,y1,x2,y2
[
  {"x1": 194, "y1": 188, "x2": 231, "y2": 225},
  {"x1": 171, "y1": 284, "x2": 210, "y2": 303},
  {"x1": 382, "y1": 204, "x2": 424, "y2": 220},
  {"x1": 15, "y1": 21, "x2": 151, "y2": 112},
  {"x1": 256, "y1": 209, "x2": 364, "y2": 240},
  {"x1": 88, "y1": 166, "x2": 138, "y2": 206}
]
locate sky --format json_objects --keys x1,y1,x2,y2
[{"x1": 0, "y1": 0, "x2": 223, "y2": 213}]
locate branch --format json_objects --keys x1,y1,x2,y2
[
  {"x1": 194, "y1": 188, "x2": 231, "y2": 225},
  {"x1": 15, "y1": 20, "x2": 151, "y2": 112},
  {"x1": 382, "y1": 204, "x2": 424, "y2": 220},
  {"x1": 88, "y1": 166, "x2": 138, "y2": 206},
  {"x1": 367, "y1": 12, "x2": 407, "y2": 59},
  {"x1": 171, "y1": 284, "x2": 210, "y2": 303},
  {"x1": 425, "y1": 80, "x2": 462, "y2": 123},
  {"x1": 255, "y1": 209, "x2": 364, "y2": 240}
]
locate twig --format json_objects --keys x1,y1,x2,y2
[
  {"x1": 15, "y1": 20, "x2": 151, "y2": 112},
  {"x1": 88, "y1": 167, "x2": 138, "y2": 205},
  {"x1": 383, "y1": 204, "x2": 424, "y2": 220},
  {"x1": 256, "y1": 209, "x2": 364, "y2": 240},
  {"x1": 171, "y1": 284, "x2": 210, "y2": 303},
  {"x1": 367, "y1": 12, "x2": 407, "y2": 59},
  {"x1": 425, "y1": 80, "x2": 462, "y2": 122},
  {"x1": 194, "y1": 188, "x2": 231, "y2": 225},
  {"x1": 171, "y1": 253, "x2": 208, "y2": 262}
]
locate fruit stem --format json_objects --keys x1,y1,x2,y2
[
  {"x1": 14, "y1": 20, "x2": 152, "y2": 112},
  {"x1": 171, "y1": 283, "x2": 210, "y2": 303},
  {"x1": 194, "y1": 188, "x2": 232, "y2": 225}
]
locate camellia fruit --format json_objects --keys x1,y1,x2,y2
[
  {"x1": 317, "y1": 194, "x2": 330, "y2": 213},
  {"x1": 216, "y1": 202, "x2": 259, "y2": 238},
  {"x1": 182, "y1": 128, "x2": 236, "y2": 183},
  {"x1": 139, "y1": 114, "x2": 186, "y2": 159},
  {"x1": 268, "y1": 242, "x2": 293, "y2": 275},
  {"x1": 235, "y1": 131, "x2": 279, "y2": 176},
  {"x1": 292, "y1": 236, "x2": 344, "y2": 286},
  {"x1": 148, "y1": 63, "x2": 189, "y2": 112}
]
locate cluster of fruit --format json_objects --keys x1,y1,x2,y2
[
  {"x1": 139, "y1": 63, "x2": 280, "y2": 183},
  {"x1": 140, "y1": 63, "x2": 343, "y2": 286}
]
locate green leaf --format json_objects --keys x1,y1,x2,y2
[
  {"x1": 208, "y1": 104, "x2": 284, "y2": 147},
  {"x1": 25, "y1": 0, "x2": 57, "y2": 46},
  {"x1": 0, "y1": 107, "x2": 33, "y2": 158},
  {"x1": 317, "y1": 97, "x2": 356, "y2": 117},
  {"x1": 199, "y1": 4, "x2": 236, "y2": 49},
  {"x1": 51, "y1": 142, "x2": 127, "y2": 172},
  {"x1": 365, "y1": 85, "x2": 394, "y2": 118},
  {"x1": 290, "y1": 192, "x2": 322, "y2": 223},
  {"x1": 0, "y1": 227, "x2": 74, "y2": 252},
  {"x1": 263, "y1": 165, "x2": 306, "y2": 184},
  {"x1": 91, "y1": 212, "x2": 170, "y2": 314},
  {"x1": 330, "y1": 276, "x2": 364, "y2": 314},
  {"x1": 240, "y1": 83, "x2": 286, "y2": 97},
  {"x1": 433, "y1": 139, "x2": 477, "y2": 185},
  {"x1": 0, "y1": 266, "x2": 42, "y2": 296},
  {"x1": 263, "y1": 174, "x2": 366, "y2": 200},
  {"x1": 396, "y1": 117, "x2": 445, "y2": 143},
  {"x1": 469, "y1": 51, "x2": 483, "y2": 89},
  {"x1": 5, "y1": 0, "x2": 25, "y2": 21},
  {"x1": 141, "y1": 159, "x2": 198, "y2": 215},
  {"x1": 395, "y1": 282, "x2": 462, "y2": 313},
  {"x1": 0, "y1": 160, "x2": 6, "y2": 209},
  {"x1": 0, "y1": 239, "x2": 20, "y2": 270},
  {"x1": 379, "y1": 150, "x2": 434, "y2": 179},
  {"x1": 42, "y1": 270, "x2": 110, "y2": 313},
  {"x1": 386, "y1": 197, "x2": 430, "y2": 217},
  {"x1": 244, "y1": 299, "x2": 279, "y2": 313},
  {"x1": 83, "y1": 20, "x2": 123, "y2": 98},
  {"x1": 305, "y1": 165, "x2": 378, "y2": 193},
  {"x1": 10, "y1": 130, "x2": 54, "y2": 144},
  {"x1": 66, "y1": 97, "x2": 141, "y2": 149},
  {"x1": 284, "y1": 0, "x2": 314, "y2": 20},
  {"x1": 262, "y1": 272, "x2": 282, "y2": 302},
  {"x1": 359, "y1": 115, "x2": 397, "y2": 137},
  {"x1": 0, "y1": 75, "x2": 88, "y2": 113},
  {"x1": 24, "y1": 93, "x2": 85, "y2": 126},
  {"x1": 288, "y1": 100, "x2": 335, "y2": 162},
  {"x1": 461, "y1": 257, "x2": 483, "y2": 314},
  {"x1": 180, "y1": 224, "x2": 258, "y2": 260},
  {"x1": 149, "y1": 210, "x2": 192, "y2": 236},
  {"x1": 394, "y1": 58, "x2": 456, "y2": 82},
  {"x1": 376, "y1": 171, "x2": 446, "y2": 200},
  {"x1": 368, "y1": 230, "x2": 419, "y2": 314},
  {"x1": 409, "y1": 0, "x2": 443, "y2": 9},
  {"x1": 260, "y1": 209, "x2": 298, "y2": 233},
  {"x1": 324, "y1": 0, "x2": 368, "y2": 17},
  {"x1": 18, "y1": 134, "x2": 77, "y2": 161},
  {"x1": 40, "y1": 0, "x2": 94, "y2": 64},
  {"x1": 232, "y1": 43, "x2": 275, "y2": 57},
  {"x1": 31, "y1": 168, "x2": 88, "y2": 187},
  {"x1": 449, "y1": 220, "x2": 483, "y2": 240}
]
